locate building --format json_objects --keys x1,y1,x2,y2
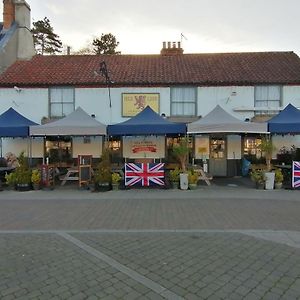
[
  {"x1": 1, "y1": 1, "x2": 300, "y2": 174},
  {"x1": 0, "y1": 0, "x2": 35, "y2": 74}
]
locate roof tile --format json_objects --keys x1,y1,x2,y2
[{"x1": 0, "y1": 52, "x2": 300, "y2": 87}]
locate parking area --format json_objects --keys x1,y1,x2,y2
[{"x1": 0, "y1": 183, "x2": 300, "y2": 299}]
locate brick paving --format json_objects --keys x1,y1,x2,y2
[{"x1": 0, "y1": 185, "x2": 300, "y2": 299}]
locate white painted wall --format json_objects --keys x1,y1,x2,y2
[
  {"x1": 0, "y1": 88, "x2": 48, "y2": 123},
  {"x1": 283, "y1": 86, "x2": 300, "y2": 108},
  {"x1": 197, "y1": 86, "x2": 254, "y2": 120},
  {"x1": 1, "y1": 85, "x2": 300, "y2": 161},
  {"x1": 2, "y1": 137, "x2": 44, "y2": 158},
  {"x1": 76, "y1": 87, "x2": 170, "y2": 124},
  {"x1": 1, "y1": 85, "x2": 300, "y2": 125},
  {"x1": 1, "y1": 138, "x2": 30, "y2": 157},
  {"x1": 72, "y1": 136, "x2": 103, "y2": 158}
]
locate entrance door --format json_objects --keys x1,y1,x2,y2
[{"x1": 209, "y1": 136, "x2": 227, "y2": 176}]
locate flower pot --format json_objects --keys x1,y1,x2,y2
[
  {"x1": 256, "y1": 182, "x2": 265, "y2": 189},
  {"x1": 112, "y1": 183, "x2": 119, "y2": 191},
  {"x1": 95, "y1": 182, "x2": 111, "y2": 192},
  {"x1": 275, "y1": 182, "x2": 282, "y2": 189},
  {"x1": 16, "y1": 183, "x2": 31, "y2": 192},
  {"x1": 189, "y1": 183, "x2": 197, "y2": 190},
  {"x1": 264, "y1": 172, "x2": 275, "y2": 190},
  {"x1": 33, "y1": 183, "x2": 40, "y2": 190},
  {"x1": 170, "y1": 181, "x2": 179, "y2": 189}
]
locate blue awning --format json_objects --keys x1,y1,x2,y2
[
  {"x1": 107, "y1": 106, "x2": 186, "y2": 136},
  {"x1": 268, "y1": 103, "x2": 300, "y2": 133},
  {"x1": 0, "y1": 107, "x2": 38, "y2": 137}
]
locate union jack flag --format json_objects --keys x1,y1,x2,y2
[
  {"x1": 292, "y1": 161, "x2": 300, "y2": 188},
  {"x1": 125, "y1": 163, "x2": 165, "y2": 187}
]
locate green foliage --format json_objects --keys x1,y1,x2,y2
[
  {"x1": 32, "y1": 17, "x2": 63, "y2": 54},
  {"x1": 250, "y1": 170, "x2": 265, "y2": 184},
  {"x1": 5, "y1": 172, "x2": 16, "y2": 187},
  {"x1": 92, "y1": 33, "x2": 121, "y2": 55},
  {"x1": 274, "y1": 168, "x2": 283, "y2": 183},
  {"x1": 31, "y1": 169, "x2": 41, "y2": 184},
  {"x1": 169, "y1": 167, "x2": 180, "y2": 182},
  {"x1": 188, "y1": 169, "x2": 198, "y2": 184},
  {"x1": 94, "y1": 148, "x2": 112, "y2": 183},
  {"x1": 172, "y1": 138, "x2": 190, "y2": 172},
  {"x1": 259, "y1": 136, "x2": 276, "y2": 171},
  {"x1": 14, "y1": 152, "x2": 31, "y2": 185},
  {"x1": 111, "y1": 172, "x2": 121, "y2": 184}
]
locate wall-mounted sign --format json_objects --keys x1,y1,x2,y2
[
  {"x1": 122, "y1": 93, "x2": 159, "y2": 117},
  {"x1": 123, "y1": 136, "x2": 165, "y2": 159}
]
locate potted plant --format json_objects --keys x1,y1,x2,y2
[
  {"x1": 259, "y1": 137, "x2": 276, "y2": 189},
  {"x1": 13, "y1": 152, "x2": 32, "y2": 191},
  {"x1": 188, "y1": 169, "x2": 198, "y2": 190},
  {"x1": 5, "y1": 172, "x2": 17, "y2": 189},
  {"x1": 274, "y1": 168, "x2": 283, "y2": 189},
  {"x1": 94, "y1": 148, "x2": 112, "y2": 192},
  {"x1": 172, "y1": 137, "x2": 190, "y2": 190},
  {"x1": 111, "y1": 172, "x2": 121, "y2": 191},
  {"x1": 172, "y1": 137, "x2": 189, "y2": 172},
  {"x1": 259, "y1": 137, "x2": 276, "y2": 172},
  {"x1": 169, "y1": 167, "x2": 180, "y2": 189},
  {"x1": 250, "y1": 169, "x2": 265, "y2": 189},
  {"x1": 31, "y1": 169, "x2": 41, "y2": 190}
]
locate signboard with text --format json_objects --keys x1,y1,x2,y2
[
  {"x1": 123, "y1": 136, "x2": 165, "y2": 159},
  {"x1": 122, "y1": 93, "x2": 159, "y2": 117}
]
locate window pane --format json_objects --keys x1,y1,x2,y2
[
  {"x1": 50, "y1": 88, "x2": 62, "y2": 103},
  {"x1": 268, "y1": 86, "x2": 280, "y2": 100},
  {"x1": 62, "y1": 89, "x2": 74, "y2": 103},
  {"x1": 62, "y1": 103, "x2": 74, "y2": 116},
  {"x1": 171, "y1": 87, "x2": 196, "y2": 116},
  {"x1": 171, "y1": 87, "x2": 196, "y2": 102},
  {"x1": 51, "y1": 104, "x2": 62, "y2": 117},
  {"x1": 255, "y1": 86, "x2": 268, "y2": 101},
  {"x1": 49, "y1": 87, "x2": 75, "y2": 118}
]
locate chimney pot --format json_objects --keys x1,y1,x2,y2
[
  {"x1": 178, "y1": 41, "x2": 181, "y2": 48},
  {"x1": 167, "y1": 41, "x2": 171, "y2": 48},
  {"x1": 3, "y1": 0, "x2": 15, "y2": 30},
  {"x1": 172, "y1": 42, "x2": 176, "y2": 48},
  {"x1": 162, "y1": 41, "x2": 166, "y2": 49}
]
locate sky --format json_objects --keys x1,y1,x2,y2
[{"x1": 1, "y1": 0, "x2": 300, "y2": 55}]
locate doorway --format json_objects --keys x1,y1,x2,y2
[{"x1": 209, "y1": 136, "x2": 227, "y2": 176}]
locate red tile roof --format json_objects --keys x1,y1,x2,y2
[{"x1": 0, "y1": 51, "x2": 300, "y2": 87}]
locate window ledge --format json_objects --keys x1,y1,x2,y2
[{"x1": 233, "y1": 106, "x2": 283, "y2": 112}]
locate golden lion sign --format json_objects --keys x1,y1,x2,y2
[{"x1": 122, "y1": 93, "x2": 159, "y2": 117}]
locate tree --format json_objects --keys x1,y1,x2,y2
[
  {"x1": 92, "y1": 33, "x2": 121, "y2": 55},
  {"x1": 31, "y1": 17, "x2": 63, "y2": 55}
]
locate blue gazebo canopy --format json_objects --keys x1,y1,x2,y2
[
  {"x1": 268, "y1": 103, "x2": 300, "y2": 133},
  {"x1": 0, "y1": 107, "x2": 38, "y2": 137},
  {"x1": 107, "y1": 106, "x2": 186, "y2": 136}
]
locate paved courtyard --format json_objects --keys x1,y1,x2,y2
[{"x1": 0, "y1": 184, "x2": 300, "y2": 299}]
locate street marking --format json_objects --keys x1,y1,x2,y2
[{"x1": 57, "y1": 232, "x2": 184, "y2": 300}]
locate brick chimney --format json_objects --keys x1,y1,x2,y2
[
  {"x1": 3, "y1": 0, "x2": 15, "y2": 30},
  {"x1": 160, "y1": 41, "x2": 183, "y2": 56}
]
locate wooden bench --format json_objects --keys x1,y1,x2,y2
[{"x1": 194, "y1": 168, "x2": 213, "y2": 186}]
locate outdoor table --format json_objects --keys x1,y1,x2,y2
[{"x1": 60, "y1": 168, "x2": 79, "y2": 186}]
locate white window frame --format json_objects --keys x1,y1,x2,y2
[
  {"x1": 170, "y1": 87, "x2": 197, "y2": 116},
  {"x1": 254, "y1": 85, "x2": 281, "y2": 115},
  {"x1": 49, "y1": 87, "x2": 75, "y2": 118}
]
